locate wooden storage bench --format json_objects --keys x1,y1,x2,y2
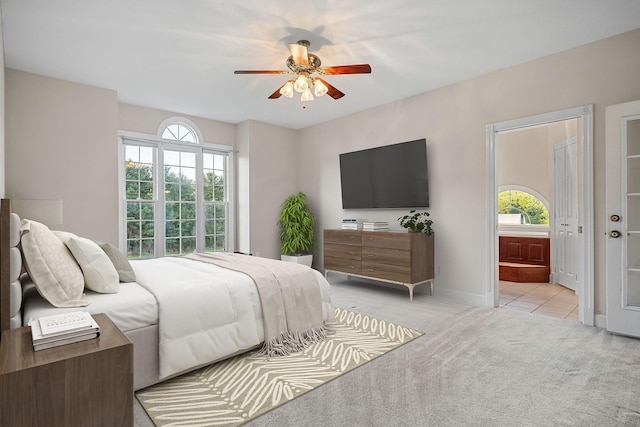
[{"x1": 498, "y1": 235, "x2": 550, "y2": 283}]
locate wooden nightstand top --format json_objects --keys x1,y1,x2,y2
[{"x1": 0, "y1": 313, "x2": 130, "y2": 374}]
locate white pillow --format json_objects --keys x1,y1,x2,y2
[
  {"x1": 54, "y1": 231, "x2": 120, "y2": 294},
  {"x1": 20, "y1": 220, "x2": 90, "y2": 308},
  {"x1": 68, "y1": 236, "x2": 120, "y2": 293},
  {"x1": 53, "y1": 230, "x2": 77, "y2": 244}
]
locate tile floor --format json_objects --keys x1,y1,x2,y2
[{"x1": 499, "y1": 280, "x2": 579, "y2": 322}]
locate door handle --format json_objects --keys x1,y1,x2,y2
[
  {"x1": 611, "y1": 214, "x2": 621, "y2": 222},
  {"x1": 610, "y1": 230, "x2": 622, "y2": 238}
]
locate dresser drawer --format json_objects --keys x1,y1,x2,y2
[
  {"x1": 361, "y1": 246, "x2": 410, "y2": 266},
  {"x1": 361, "y1": 261, "x2": 411, "y2": 283},
  {"x1": 325, "y1": 256, "x2": 361, "y2": 274},
  {"x1": 361, "y1": 232, "x2": 410, "y2": 250},
  {"x1": 325, "y1": 243, "x2": 361, "y2": 260},
  {"x1": 325, "y1": 229, "x2": 361, "y2": 245}
]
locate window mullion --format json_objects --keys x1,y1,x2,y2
[
  {"x1": 196, "y1": 148, "x2": 205, "y2": 253},
  {"x1": 156, "y1": 144, "x2": 165, "y2": 257}
]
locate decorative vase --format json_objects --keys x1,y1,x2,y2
[{"x1": 281, "y1": 254, "x2": 313, "y2": 267}]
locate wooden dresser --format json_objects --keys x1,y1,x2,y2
[
  {"x1": 324, "y1": 229, "x2": 434, "y2": 301},
  {"x1": 0, "y1": 313, "x2": 133, "y2": 427}
]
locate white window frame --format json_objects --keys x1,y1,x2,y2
[
  {"x1": 157, "y1": 116, "x2": 203, "y2": 144},
  {"x1": 118, "y1": 129, "x2": 235, "y2": 257}
]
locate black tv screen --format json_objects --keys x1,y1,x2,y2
[{"x1": 339, "y1": 139, "x2": 429, "y2": 209}]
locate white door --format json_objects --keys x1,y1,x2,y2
[
  {"x1": 553, "y1": 137, "x2": 579, "y2": 291},
  {"x1": 606, "y1": 100, "x2": 640, "y2": 338}
]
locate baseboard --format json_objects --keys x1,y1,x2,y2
[
  {"x1": 435, "y1": 287, "x2": 488, "y2": 307},
  {"x1": 594, "y1": 314, "x2": 607, "y2": 329}
]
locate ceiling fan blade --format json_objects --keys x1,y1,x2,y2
[
  {"x1": 268, "y1": 83, "x2": 286, "y2": 99},
  {"x1": 316, "y1": 78, "x2": 345, "y2": 99},
  {"x1": 321, "y1": 64, "x2": 372, "y2": 75},
  {"x1": 234, "y1": 70, "x2": 287, "y2": 75},
  {"x1": 288, "y1": 43, "x2": 309, "y2": 67}
]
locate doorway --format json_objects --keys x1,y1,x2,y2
[{"x1": 486, "y1": 105, "x2": 594, "y2": 326}]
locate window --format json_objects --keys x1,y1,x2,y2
[
  {"x1": 164, "y1": 150, "x2": 197, "y2": 255},
  {"x1": 162, "y1": 123, "x2": 198, "y2": 143},
  {"x1": 124, "y1": 145, "x2": 156, "y2": 258},
  {"x1": 121, "y1": 120, "x2": 232, "y2": 259},
  {"x1": 498, "y1": 189, "x2": 549, "y2": 225}
]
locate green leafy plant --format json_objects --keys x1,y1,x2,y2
[
  {"x1": 397, "y1": 210, "x2": 433, "y2": 235},
  {"x1": 278, "y1": 192, "x2": 316, "y2": 255}
]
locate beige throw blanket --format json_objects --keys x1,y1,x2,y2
[{"x1": 185, "y1": 253, "x2": 326, "y2": 356}]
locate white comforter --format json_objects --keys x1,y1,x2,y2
[{"x1": 131, "y1": 256, "x2": 334, "y2": 379}]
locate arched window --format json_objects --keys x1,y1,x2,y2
[
  {"x1": 157, "y1": 117, "x2": 203, "y2": 144},
  {"x1": 161, "y1": 123, "x2": 198, "y2": 143},
  {"x1": 121, "y1": 118, "x2": 231, "y2": 258},
  {"x1": 498, "y1": 189, "x2": 549, "y2": 225}
]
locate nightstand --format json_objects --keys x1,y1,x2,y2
[{"x1": 0, "y1": 313, "x2": 133, "y2": 427}]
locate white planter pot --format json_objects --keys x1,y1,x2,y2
[{"x1": 281, "y1": 254, "x2": 313, "y2": 267}]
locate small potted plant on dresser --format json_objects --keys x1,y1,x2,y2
[
  {"x1": 398, "y1": 210, "x2": 433, "y2": 235},
  {"x1": 278, "y1": 192, "x2": 316, "y2": 267}
]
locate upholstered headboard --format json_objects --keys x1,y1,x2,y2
[
  {"x1": 0, "y1": 199, "x2": 9, "y2": 334},
  {"x1": 0, "y1": 199, "x2": 23, "y2": 338}
]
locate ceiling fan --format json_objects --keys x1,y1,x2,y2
[{"x1": 234, "y1": 40, "x2": 371, "y2": 103}]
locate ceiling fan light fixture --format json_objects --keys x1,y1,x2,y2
[
  {"x1": 294, "y1": 73, "x2": 309, "y2": 93},
  {"x1": 313, "y1": 79, "x2": 328, "y2": 97},
  {"x1": 301, "y1": 88, "x2": 314, "y2": 102},
  {"x1": 280, "y1": 80, "x2": 294, "y2": 98},
  {"x1": 234, "y1": 40, "x2": 370, "y2": 103}
]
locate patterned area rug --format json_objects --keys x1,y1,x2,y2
[{"x1": 136, "y1": 307, "x2": 423, "y2": 426}]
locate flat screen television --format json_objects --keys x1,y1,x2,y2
[{"x1": 339, "y1": 139, "x2": 429, "y2": 209}]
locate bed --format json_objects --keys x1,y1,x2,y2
[{"x1": 0, "y1": 199, "x2": 334, "y2": 390}]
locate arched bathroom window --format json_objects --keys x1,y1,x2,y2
[{"x1": 498, "y1": 189, "x2": 549, "y2": 225}]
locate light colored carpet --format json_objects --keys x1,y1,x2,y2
[
  {"x1": 136, "y1": 277, "x2": 640, "y2": 426},
  {"x1": 136, "y1": 306, "x2": 423, "y2": 426}
]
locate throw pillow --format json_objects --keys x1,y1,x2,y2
[
  {"x1": 95, "y1": 241, "x2": 137, "y2": 282},
  {"x1": 67, "y1": 236, "x2": 120, "y2": 293},
  {"x1": 20, "y1": 220, "x2": 89, "y2": 307}
]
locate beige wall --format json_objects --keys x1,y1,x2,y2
[
  {"x1": 498, "y1": 125, "x2": 553, "y2": 204},
  {"x1": 299, "y1": 29, "x2": 640, "y2": 312},
  {"x1": 5, "y1": 69, "x2": 119, "y2": 243},
  {"x1": 4, "y1": 72, "x2": 239, "y2": 246},
  {"x1": 4, "y1": 68, "x2": 296, "y2": 259},
  {"x1": 498, "y1": 119, "x2": 578, "y2": 207},
  {"x1": 4, "y1": 28, "x2": 640, "y2": 317},
  {"x1": 118, "y1": 103, "x2": 236, "y2": 146},
  {"x1": 236, "y1": 120, "x2": 300, "y2": 259}
]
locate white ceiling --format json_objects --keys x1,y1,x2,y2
[{"x1": 2, "y1": 1, "x2": 640, "y2": 130}]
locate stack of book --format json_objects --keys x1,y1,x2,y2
[
  {"x1": 30, "y1": 311, "x2": 101, "y2": 351},
  {"x1": 363, "y1": 221, "x2": 389, "y2": 231},
  {"x1": 341, "y1": 219, "x2": 366, "y2": 230}
]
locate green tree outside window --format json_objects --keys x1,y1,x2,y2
[{"x1": 498, "y1": 190, "x2": 549, "y2": 225}]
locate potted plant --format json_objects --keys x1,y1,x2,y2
[
  {"x1": 278, "y1": 192, "x2": 316, "y2": 267},
  {"x1": 398, "y1": 210, "x2": 433, "y2": 235}
]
